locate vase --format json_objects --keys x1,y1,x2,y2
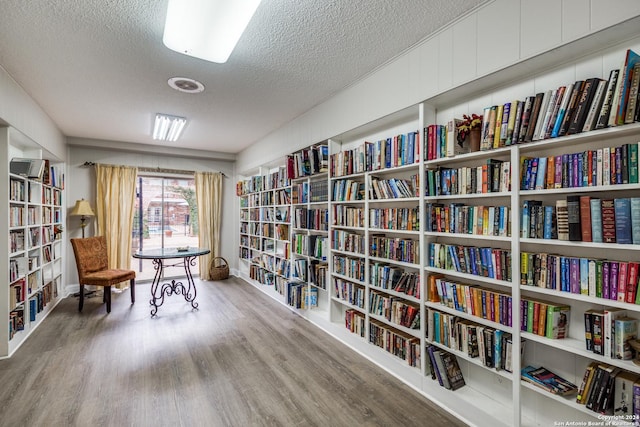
[{"x1": 469, "y1": 128, "x2": 481, "y2": 152}]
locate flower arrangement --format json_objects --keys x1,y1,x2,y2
[{"x1": 457, "y1": 113, "x2": 483, "y2": 144}]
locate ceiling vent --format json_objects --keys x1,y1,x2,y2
[{"x1": 168, "y1": 77, "x2": 205, "y2": 94}]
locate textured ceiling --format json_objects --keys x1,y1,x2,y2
[{"x1": 0, "y1": 0, "x2": 483, "y2": 154}]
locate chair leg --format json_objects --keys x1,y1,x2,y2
[
  {"x1": 105, "y1": 286, "x2": 112, "y2": 313},
  {"x1": 78, "y1": 285, "x2": 84, "y2": 312},
  {"x1": 130, "y1": 279, "x2": 135, "y2": 304}
]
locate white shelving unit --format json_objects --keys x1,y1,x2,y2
[{"x1": 2, "y1": 126, "x2": 64, "y2": 358}]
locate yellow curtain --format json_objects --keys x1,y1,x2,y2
[
  {"x1": 95, "y1": 164, "x2": 138, "y2": 289},
  {"x1": 195, "y1": 171, "x2": 222, "y2": 280}
]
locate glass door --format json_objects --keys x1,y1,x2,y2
[{"x1": 132, "y1": 175, "x2": 199, "y2": 281}]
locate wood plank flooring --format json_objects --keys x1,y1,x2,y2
[{"x1": 0, "y1": 277, "x2": 469, "y2": 427}]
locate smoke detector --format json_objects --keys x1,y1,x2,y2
[{"x1": 168, "y1": 77, "x2": 205, "y2": 94}]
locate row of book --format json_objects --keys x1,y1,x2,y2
[
  {"x1": 426, "y1": 345, "x2": 466, "y2": 391},
  {"x1": 329, "y1": 132, "x2": 421, "y2": 177},
  {"x1": 521, "y1": 366, "x2": 578, "y2": 397},
  {"x1": 9, "y1": 178, "x2": 25, "y2": 201},
  {"x1": 364, "y1": 132, "x2": 421, "y2": 171},
  {"x1": 427, "y1": 308, "x2": 522, "y2": 372},
  {"x1": 576, "y1": 363, "x2": 640, "y2": 416},
  {"x1": 369, "y1": 207, "x2": 419, "y2": 231},
  {"x1": 369, "y1": 291, "x2": 420, "y2": 329},
  {"x1": 292, "y1": 234, "x2": 328, "y2": 260},
  {"x1": 9, "y1": 206, "x2": 24, "y2": 227},
  {"x1": 292, "y1": 180, "x2": 328, "y2": 204},
  {"x1": 332, "y1": 254, "x2": 365, "y2": 282},
  {"x1": 426, "y1": 203, "x2": 511, "y2": 237},
  {"x1": 520, "y1": 252, "x2": 640, "y2": 304},
  {"x1": 369, "y1": 176, "x2": 419, "y2": 200},
  {"x1": 426, "y1": 346, "x2": 465, "y2": 390},
  {"x1": 479, "y1": 49, "x2": 640, "y2": 152},
  {"x1": 10, "y1": 230, "x2": 25, "y2": 253},
  {"x1": 584, "y1": 308, "x2": 637, "y2": 359},
  {"x1": 425, "y1": 159, "x2": 511, "y2": 197},
  {"x1": 9, "y1": 279, "x2": 26, "y2": 309},
  {"x1": 521, "y1": 144, "x2": 639, "y2": 192},
  {"x1": 287, "y1": 144, "x2": 329, "y2": 180},
  {"x1": 428, "y1": 242, "x2": 513, "y2": 282},
  {"x1": 250, "y1": 264, "x2": 274, "y2": 286},
  {"x1": 9, "y1": 258, "x2": 26, "y2": 283},
  {"x1": 369, "y1": 235, "x2": 419, "y2": 264},
  {"x1": 369, "y1": 320, "x2": 421, "y2": 367},
  {"x1": 292, "y1": 207, "x2": 328, "y2": 231},
  {"x1": 370, "y1": 266, "x2": 420, "y2": 299},
  {"x1": 331, "y1": 205, "x2": 364, "y2": 228},
  {"x1": 334, "y1": 278, "x2": 365, "y2": 308},
  {"x1": 286, "y1": 281, "x2": 319, "y2": 309},
  {"x1": 308, "y1": 261, "x2": 328, "y2": 289},
  {"x1": 345, "y1": 309, "x2": 366, "y2": 337},
  {"x1": 9, "y1": 307, "x2": 25, "y2": 339},
  {"x1": 331, "y1": 179, "x2": 365, "y2": 201},
  {"x1": 331, "y1": 229, "x2": 365, "y2": 255}
]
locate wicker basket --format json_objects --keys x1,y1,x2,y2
[{"x1": 209, "y1": 257, "x2": 229, "y2": 280}]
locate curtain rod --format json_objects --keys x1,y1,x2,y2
[{"x1": 83, "y1": 161, "x2": 227, "y2": 177}]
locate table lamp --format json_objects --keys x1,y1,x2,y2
[{"x1": 70, "y1": 199, "x2": 95, "y2": 238}]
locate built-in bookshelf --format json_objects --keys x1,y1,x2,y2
[
  {"x1": 238, "y1": 165, "x2": 291, "y2": 297},
  {"x1": 2, "y1": 127, "x2": 64, "y2": 358},
  {"x1": 289, "y1": 142, "x2": 329, "y2": 310},
  {"x1": 237, "y1": 27, "x2": 640, "y2": 427}
]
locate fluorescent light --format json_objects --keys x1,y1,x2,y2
[
  {"x1": 153, "y1": 114, "x2": 187, "y2": 142},
  {"x1": 163, "y1": 0, "x2": 262, "y2": 64}
]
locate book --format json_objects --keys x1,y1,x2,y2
[
  {"x1": 518, "y1": 96, "x2": 536, "y2": 143},
  {"x1": 558, "y1": 80, "x2": 585, "y2": 136},
  {"x1": 615, "y1": 198, "x2": 632, "y2": 244},
  {"x1": 521, "y1": 365, "x2": 578, "y2": 395},
  {"x1": 614, "y1": 371, "x2": 639, "y2": 415},
  {"x1": 556, "y1": 199, "x2": 569, "y2": 240},
  {"x1": 601, "y1": 199, "x2": 617, "y2": 243},
  {"x1": 582, "y1": 79, "x2": 608, "y2": 132},
  {"x1": 551, "y1": 84, "x2": 575, "y2": 137},
  {"x1": 590, "y1": 198, "x2": 603, "y2": 243},
  {"x1": 579, "y1": 195, "x2": 592, "y2": 242},
  {"x1": 604, "y1": 308, "x2": 627, "y2": 358},
  {"x1": 533, "y1": 89, "x2": 554, "y2": 140},
  {"x1": 547, "y1": 303, "x2": 570, "y2": 339},
  {"x1": 596, "y1": 69, "x2": 620, "y2": 129},
  {"x1": 568, "y1": 77, "x2": 600, "y2": 134},
  {"x1": 625, "y1": 62, "x2": 640, "y2": 123},
  {"x1": 614, "y1": 317, "x2": 637, "y2": 360},
  {"x1": 577, "y1": 362, "x2": 598, "y2": 404},
  {"x1": 631, "y1": 197, "x2": 640, "y2": 244},
  {"x1": 611, "y1": 49, "x2": 640, "y2": 126},
  {"x1": 584, "y1": 309, "x2": 597, "y2": 352},
  {"x1": 524, "y1": 93, "x2": 545, "y2": 142},
  {"x1": 440, "y1": 351, "x2": 465, "y2": 390},
  {"x1": 566, "y1": 195, "x2": 582, "y2": 241},
  {"x1": 433, "y1": 349, "x2": 451, "y2": 389}
]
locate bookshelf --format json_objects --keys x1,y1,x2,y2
[
  {"x1": 2, "y1": 126, "x2": 64, "y2": 358},
  {"x1": 237, "y1": 33, "x2": 640, "y2": 426},
  {"x1": 289, "y1": 142, "x2": 329, "y2": 310},
  {"x1": 238, "y1": 165, "x2": 291, "y2": 299}
]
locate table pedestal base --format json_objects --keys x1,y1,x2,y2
[{"x1": 149, "y1": 256, "x2": 199, "y2": 316}]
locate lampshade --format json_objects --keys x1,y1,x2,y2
[
  {"x1": 70, "y1": 199, "x2": 95, "y2": 217},
  {"x1": 153, "y1": 114, "x2": 187, "y2": 142},
  {"x1": 162, "y1": 0, "x2": 263, "y2": 64}
]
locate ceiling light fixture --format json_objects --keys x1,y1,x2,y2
[
  {"x1": 162, "y1": 0, "x2": 263, "y2": 64},
  {"x1": 153, "y1": 114, "x2": 187, "y2": 142},
  {"x1": 168, "y1": 77, "x2": 205, "y2": 94}
]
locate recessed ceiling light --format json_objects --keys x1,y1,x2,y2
[
  {"x1": 153, "y1": 114, "x2": 187, "y2": 142},
  {"x1": 168, "y1": 77, "x2": 205, "y2": 94},
  {"x1": 163, "y1": 0, "x2": 263, "y2": 64}
]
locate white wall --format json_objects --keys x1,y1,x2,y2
[
  {"x1": 236, "y1": 0, "x2": 640, "y2": 173},
  {"x1": 65, "y1": 141, "x2": 236, "y2": 287},
  {"x1": 0, "y1": 65, "x2": 65, "y2": 160}
]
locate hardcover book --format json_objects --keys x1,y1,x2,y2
[
  {"x1": 579, "y1": 195, "x2": 592, "y2": 242},
  {"x1": 601, "y1": 199, "x2": 617, "y2": 243},
  {"x1": 613, "y1": 371, "x2": 639, "y2": 415},
  {"x1": 441, "y1": 351, "x2": 466, "y2": 390},
  {"x1": 595, "y1": 69, "x2": 620, "y2": 129},
  {"x1": 556, "y1": 199, "x2": 569, "y2": 241},
  {"x1": 590, "y1": 198, "x2": 603, "y2": 243},
  {"x1": 566, "y1": 195, "x2": 582, "y2": 241},
  {"x1": 521, "y1": 365, "x2": 578, "y2": 395},
  {"x1": 567, "y1": 77, "x2": 600, "y2": 134},
  {"x1": 614, "y1": 317, "x2": 637, "y2": 360},
  {"x1": 614, "y1": 198, "x2": 632, "y2": 244}
]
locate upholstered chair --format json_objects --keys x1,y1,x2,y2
[{"x1": 70, "y1": 236, "x2": 135, "y2": 313}]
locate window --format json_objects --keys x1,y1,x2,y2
[{"x1": 132, "y1": 175, "x2": 199, "y2": 281}]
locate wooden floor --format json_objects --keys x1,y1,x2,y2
[{"x1": 0, "y1": 277, "x2": 468, "y2": 427}]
